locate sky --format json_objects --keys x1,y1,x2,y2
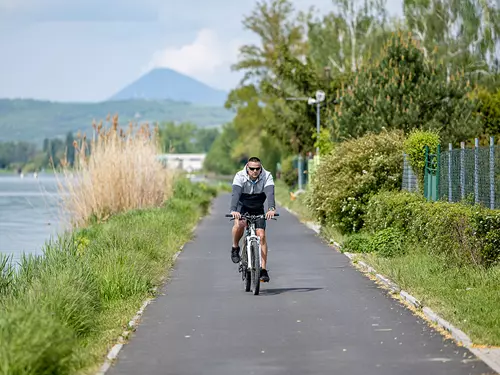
[{"x1": 0, "y1": 0, "x2": 403, "y2": 102}]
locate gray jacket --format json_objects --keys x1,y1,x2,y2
[{"x1": 230, "y1": 165, "x2": 275, "y2": 212}]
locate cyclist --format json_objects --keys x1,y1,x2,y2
[{"x1": 229, "y1": 156, "x2": 276, "y2": 282}]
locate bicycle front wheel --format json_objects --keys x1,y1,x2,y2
[{"x1": 250, "y1": 240, "x2": 260, "y2": 295}]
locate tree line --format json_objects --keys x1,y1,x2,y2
[
  {"x1": 204, "y1": 0, "x2": 500, "y2": 176},
  {"x1": 0, "y1": 121, "x2": 219, "y2": 173}
]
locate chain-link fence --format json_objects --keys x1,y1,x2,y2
[
  {"x1": 403, "y1": 138, "x2": 500, "y2": 210},
  {"x1": 402, "y1": 153, "x2": 419, "y2": 193},
  {"x1": 439, "y1": 139, "x2": 499, "y2": 209}
]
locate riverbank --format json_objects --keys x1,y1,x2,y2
[
  {"x1": 275, "y1": 181, "x2": 500, "y2": 347},
  {"x1": 0, "y1": 177, "x2": 219, "y2": 375}
]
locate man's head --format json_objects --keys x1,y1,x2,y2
[{"x1": 246, "y1": 156, "x2": 262, "y2": 180}]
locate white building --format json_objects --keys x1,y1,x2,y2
[{"x1": 157, "y1": 153, "x2": 206, "y2": 172}]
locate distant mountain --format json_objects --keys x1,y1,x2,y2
[
  {"x1": 0, "y1": 98, "x2": 234, "y2": 144},
  {"x1": 109, "y1": 68, "x2": 229, "y2": 107}
]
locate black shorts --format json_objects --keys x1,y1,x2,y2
[{"x1": 237, "y1": 204, "x2": 266, "y2": 230}]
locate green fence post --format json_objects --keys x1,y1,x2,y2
[
  {"x1": 435, "y1": 143, "x2": 441, "y2": 201},
  {"x1": 424, "y1": 145, "x2": 429, "y2": 200}
]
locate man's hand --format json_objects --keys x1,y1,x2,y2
[
  {"x1": 265, "y1": 209, "x2": 276, "y2": 220},
  {"x1": 231, "y1": 211, "x2": 241, "y2": 220}
]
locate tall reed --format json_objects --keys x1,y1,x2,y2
[{"x1": 58, "y1": 115, "x2": 173, "y2": 227}]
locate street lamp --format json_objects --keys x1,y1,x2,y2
[
  {"x1": 285, "y1": 90, "x2": 326, "y2": 191},
  {"x1": 308, "y1": 90, "x2": 325, "y2": 156},
  {"x1": 286, "y1": 90, "x2": 325, "y2": 157}
]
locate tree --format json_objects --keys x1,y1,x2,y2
[
  {"x1": 204, "y1": 122, "x2": 241, "y2": 175},
  {"x1": 194, "y1": 128, "x2": 220, "y2": 153},
  {"x1": 404, "y1": 0, "x2": 500, "y2": 79},
  {"x1": 232, "y1": 0, "x2": 308, "y2": 84},
  {"x1": 307, "y1": 0, "x2": 390, "y2": 74},
  {"x1": 332, "y1": 31, "x2": 482, "y2": 144},
  {"x1": 65, "y1": 131, "x2": 75, "y2": 167}
]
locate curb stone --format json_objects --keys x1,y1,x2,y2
[
  {"x1": 279, "y1": 202, "x2": 500, "y2": 374},
  {"x1": 96, "y1": 223, "x2": 200, "y2": 375}
]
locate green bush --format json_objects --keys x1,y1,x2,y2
[
  {"x1": 403, "y1": 129, "x2": 440, "y2": 188},
  {"x1": 341, "y1": 233, "x2": 372, "y2": 253},
  {"x1": 365, "y1": 191, "x2": 500, "y2": 267},
  {"x1": 369, "y1": 228, "x2": 405, "y2": 258},
  {"x1": 309, "y1": 129, "x2": 404, "y2": 234}
]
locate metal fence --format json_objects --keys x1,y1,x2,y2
[
  {"x1": 402, "y1": 153, "x2": 419, "y2": 193},
  {"x1": 402, "y1": 137, "x2": 500, "y2": 210}
]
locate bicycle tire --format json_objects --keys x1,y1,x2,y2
[
  {"x1": 241, "y1": 240, "x2": 251, "y2": 292},
  {"x1": 250, "y1": 240, "x2": 260, "y2": 295}
]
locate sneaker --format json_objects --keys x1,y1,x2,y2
[
  {"x1": 231, "y1": 246, "x2": 240, "y2": 263},
  {"x1": 260, "y1": 268, "x2": 270, "y2": 282}
]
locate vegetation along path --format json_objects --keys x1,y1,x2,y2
[{"x1": 106, "y1": 194, "x2": 496, "y2": 375}]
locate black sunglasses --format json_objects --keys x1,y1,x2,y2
[{"x1": 248, "y1": 166, "x2": 261, "y2": 171}]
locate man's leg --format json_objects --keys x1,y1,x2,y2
[
  {"x1": 231, "y1": 218, "x2": 245, "y2": 263},
  {"x1": 256, "y1": 228, "x2": 267, "y2": 269},
  {"x1": 256, "y1": 219, "x2": 270, "y2": 282},
  {"x1": 232, "y1": 219, "x2": 245, "y2": 247}
]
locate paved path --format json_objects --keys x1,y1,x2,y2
[{"x1": 107, "y1": 194, "x2": 495, "y2": 375}]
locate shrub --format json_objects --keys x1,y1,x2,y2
[
  {"x1": 341, "y1": 233, "x2": 372, "y2": 253},
  {"x1": 309, "y1": 129, "x2": 404, "y2": 234},
  {"x1": 403, "y1": 129, "x2": 440, "y2": 188},
  {"x1": 365, "y1": 191, "x2": 500, "y2": 267},
  {"x1": 369, "y1": 228, "x2": 405, "y2": 257}
]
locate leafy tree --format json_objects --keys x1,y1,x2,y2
[
  {"x1": 332, "y1": 31, "x2": 482, "y2": 144},
  {"x1": 232, "y1": 0, "x2": 308, "y2": 83},
  {"x1": 159, "y1": 121, "x2": 219, "y2": 154},
  {"x1": 65, "y1": 131, "x2": 75, "y2": 167},
  {"x1": 404, "y1": 0, "x2": 500, "y2": 79},
  {"x1": 204, "y1": 122, "x2": 241, "y2": 175},
  {"x1": 307, "y1": 0, "x2": 390, "y2": 74},
  {"x1": 195, "y1": 128, "x2": 220, "y2": 152}
]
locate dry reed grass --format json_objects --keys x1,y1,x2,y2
[{"x1": 57, "y1": 114, "x2": 174, "y2": 227}]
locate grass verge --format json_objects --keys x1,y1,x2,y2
[
  {"x1": 275, "y1": 181, "x2": 500, "y2": 347},
  {"x1": 0, "y1": 177, "x2": 218, "y2": 375}
]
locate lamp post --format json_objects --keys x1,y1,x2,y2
[
  {"x1": 286, "y1": 90, "x2": 326, "y2": 157},
  {"x1": 286, "y1": 90, "x2": 326, "y2": 191}
]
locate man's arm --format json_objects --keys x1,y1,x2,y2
[
  {"x1": 230, "y1": 173, "x2": 243, "y2": 212},
  {"x1": 264, "y1": 172, "x2": 275, "y2": 211},
  {"x1": 230, "y1": 185, "x2": 242, "y2": 212}
]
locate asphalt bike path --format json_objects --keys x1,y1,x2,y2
[{"x1": 106, "y1": 194, "x2": 495, "y2": 375}]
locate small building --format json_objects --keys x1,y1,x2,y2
[{"x1": 157, "y1": 153, "x2": 206, "y2": 172}]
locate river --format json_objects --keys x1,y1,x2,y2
[{"x1": 0, "y1": 173, "x2": 66, "y2": 264}]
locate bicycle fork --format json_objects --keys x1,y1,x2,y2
[{"x1": 245, "y1": 231, "x2": 261, "y2": 271}]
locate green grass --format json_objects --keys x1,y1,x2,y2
[
  {"x1": 0, "y1": 178, "x2": 218, "y2": 375},
  {"x1": 359, "y1": 250, "x2": 500, "y2": 346},
  {"x1": 275, "y1": 181, "x2": 345, "y2": 243},
  {"x1": 275, "y1": 180, "x2": 500, "y2": 346},
  {"x1": 275, "y1": 181, "x2": 315, "y2": 222}
]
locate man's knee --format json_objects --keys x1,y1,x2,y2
[{"x1": 257, "y1": 229, "x2": 266, "y2": 242}]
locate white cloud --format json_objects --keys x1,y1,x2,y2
[{"x1": 145, "y1": 28, "x2": 242, "y2": 90}]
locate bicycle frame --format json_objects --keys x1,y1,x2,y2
[{"x1": 225, "y1": 211, "x2": 279, "y2": 272}]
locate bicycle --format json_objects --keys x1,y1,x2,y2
[{"x1": 225, "y1": 212, "x2": 279, "y2": 295}]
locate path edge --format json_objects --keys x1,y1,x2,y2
[
  {"x1": 280, "y1": 204, "x2": 500, "y2": 374},
  {"x1": 95, "y1": 220, "x2": 200, "y2": 375}
]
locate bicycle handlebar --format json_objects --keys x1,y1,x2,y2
[{"x1": 225, "y1": 212, "x2": 279, "y2": 220}]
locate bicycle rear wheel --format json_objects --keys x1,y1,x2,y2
[{"x1": 250, "y1": 240, "x2": 260, "y2": 295}]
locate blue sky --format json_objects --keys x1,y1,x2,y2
[{"x1": 0, "y1": 0, "x2": 403, "y2": 102}]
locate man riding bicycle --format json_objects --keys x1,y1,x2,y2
[{"x1": 229, "y1": 156, "x2": 276, "y2": 282}]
